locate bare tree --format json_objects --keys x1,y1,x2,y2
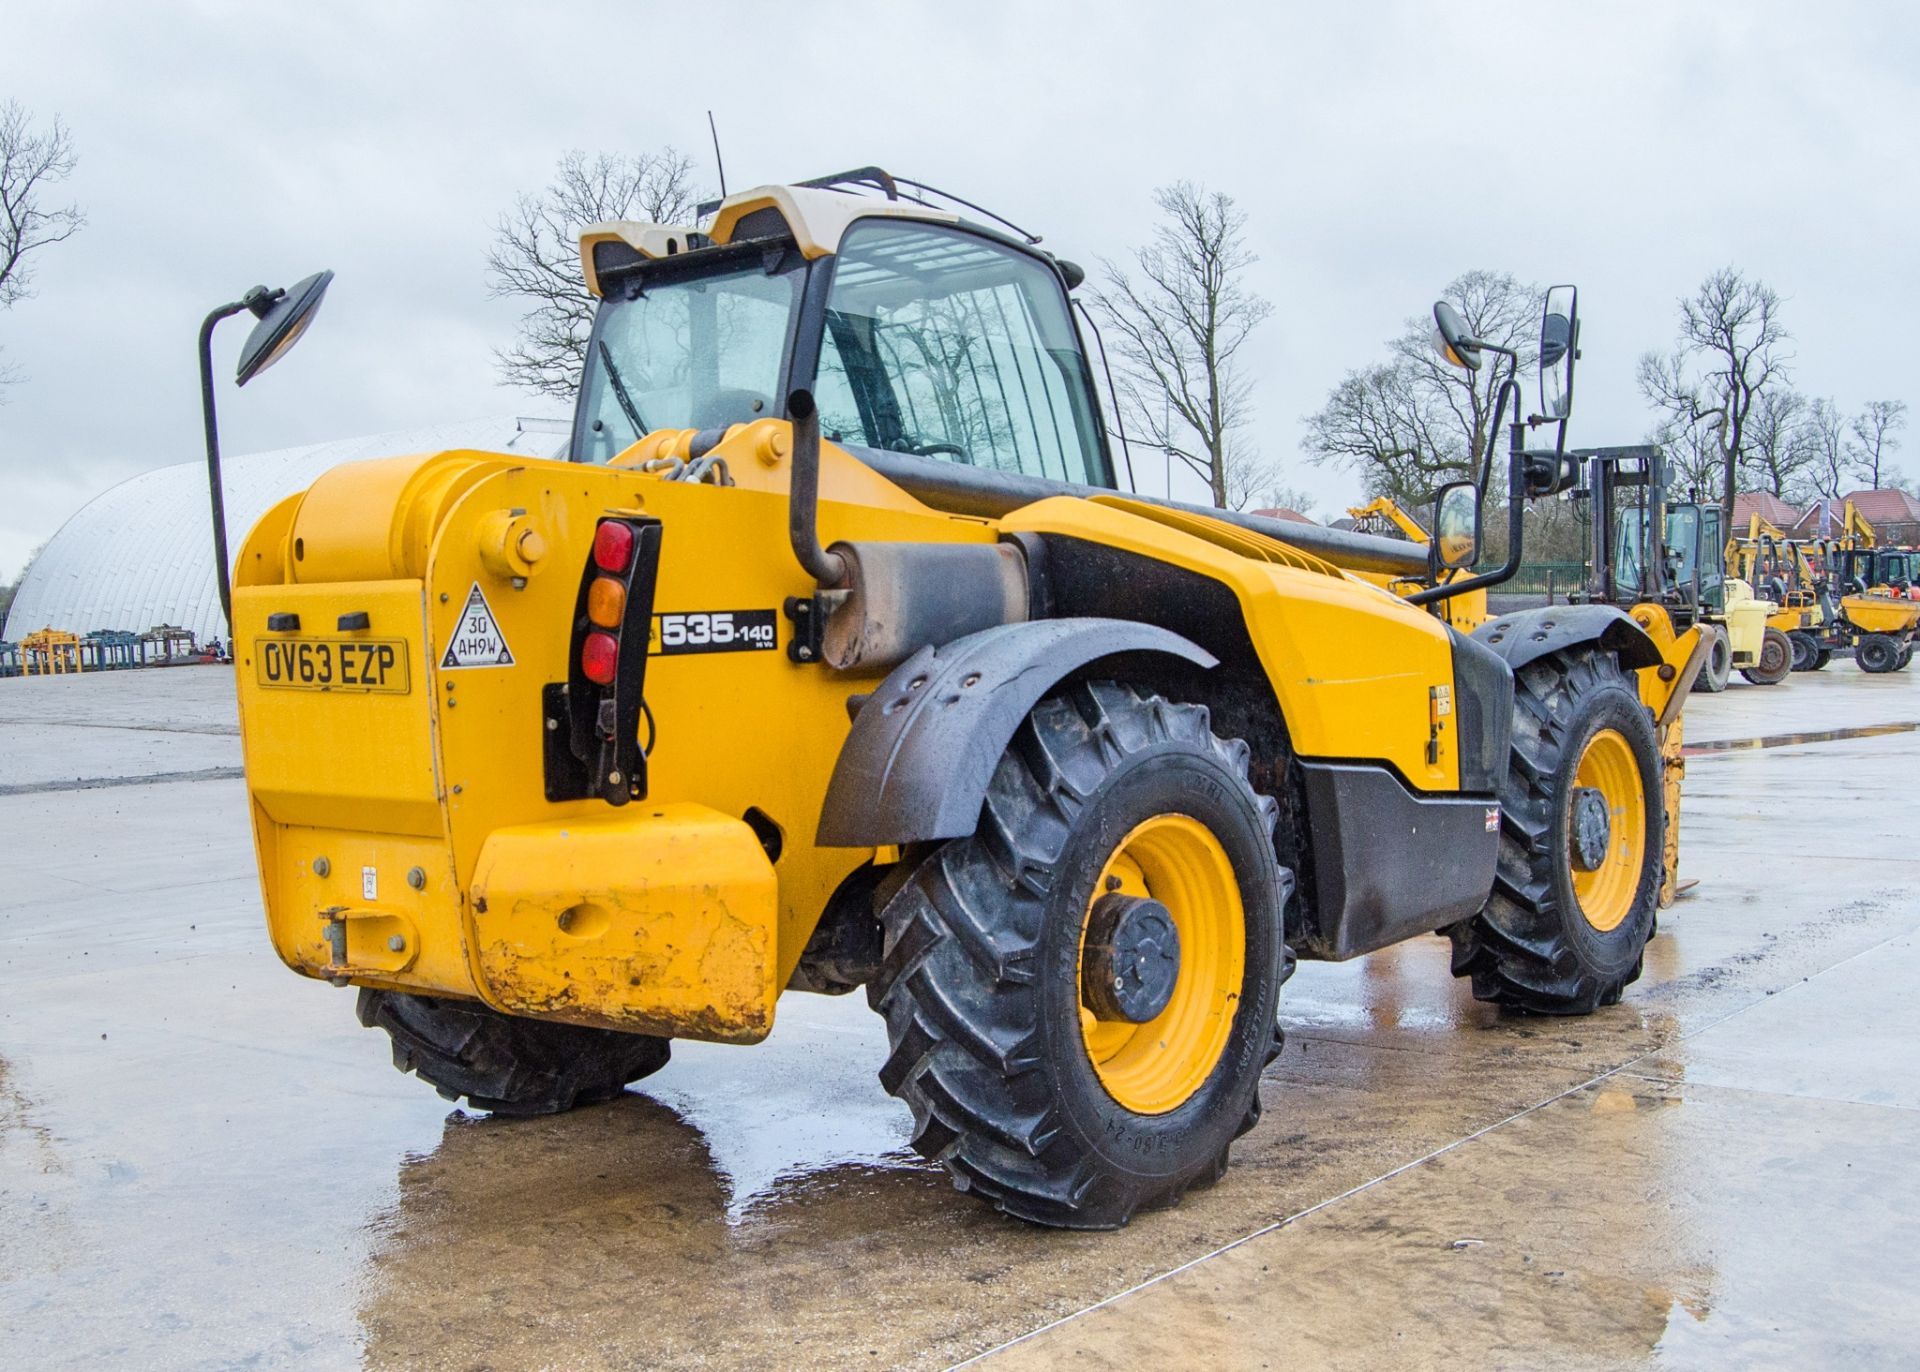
[
  {"x1": 0, "y1": 102, "x2": 85, "y2": 393},
  {"x1": 1802, "y1": 397, "x2": 1851, "y2": 500},
  {"x1": 1650, "y1": 393, "x2": 1728, "y2": 502},
  {"x1": 1740, "y1": 387, "x2": 1813, "y2": 498},
  {"x1": 1089, "y1": 183, "x2": 1273, "y2": 507},
  {"x1": 1254, "y1": 482, "x2": 1322, "y2": 522},
  {"x1": 1219, "y1": 450, "x2": 1288, "y2": 512},
  {"x1": 486, "y1": 149, "x2": 701, "y2": 398},
  {"x1": 1846, "y1": 399, "x2": 1907, "y2": 488},
  {"x1": 1636, "y1": 268, "x2": 1790, "y2": 526},
  {"x1": 1304, "y1": 270, "x2": 1539, "y2": 507},
  {"x1": 1304, "y1": 362, "x2": 1450, "y2": 502}
]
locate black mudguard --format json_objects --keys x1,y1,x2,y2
[
  {"x1": 1471, "y1": 603, "x2": 1664, "y2": 673},
  {"x1": 815, "y1": 618, "x2": 1216, "y2": 847}
]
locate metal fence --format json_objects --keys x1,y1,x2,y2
[{"x1": 1505, "y1": 562, "x2": 1586, "y2": 598}]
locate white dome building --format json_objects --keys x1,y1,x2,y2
[{"x1": 3, "y1": 417, "x2": 568, "y2": 647}]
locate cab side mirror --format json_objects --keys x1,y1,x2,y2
[
  {"x1": 1432, "y1": 480, "x2": 1481, "y2": 571},
  {"x1": 1538, "y1": 284, "x2": 1578, "y2": 420},
  {"x1": 1430, "y1": 301, "x2": 1483, "y2": 372},
  {"x1": 236, "y1": 270, "x2": 334, "y2": 386}
]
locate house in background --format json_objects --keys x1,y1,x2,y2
[
  {"x1": 1731, "y1": 491, "x2": 1804, "y2": 532},
  {"x1": 1790, "y1": 489, "x2": 1920, "y2": 546}
]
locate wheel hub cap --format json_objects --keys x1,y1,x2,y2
[
  {"x1": 1569, "y1": 728, "x2": 1647, "y2": 933},
  {"x1": 1083, "y1": 894, "x2": 1182, "y2": 1024},
  {"x1": 1078, "y1": 814, "x2": 1245, "y2": 1115},
  {"x1": 1570, "y1": 786, "x2": 1612, "y2": 871}
]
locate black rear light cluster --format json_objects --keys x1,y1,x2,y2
[{"x1": 549, "y1": 514, "x2": 662, "y2": 805}]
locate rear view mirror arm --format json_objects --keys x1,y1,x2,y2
[
  {"x1": 1407, "y1": 363, "x2": 1525, "y2": 607},
  {"x1": 1404, "y1": 418, "x2": 1528, "y2": 606},
  {"x1": 199, "y1": 297, "x2": 253, "y2": 639}
]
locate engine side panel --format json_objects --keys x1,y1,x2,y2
[{"x1": 999, "y1": 500, "x2": 1464, "y2": 793}]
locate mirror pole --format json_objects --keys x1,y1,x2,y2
[
  {"x1": 1404, "y1": 402, "x2": 1528, "y2": 608},
  {"x1": 199, "y1": 299, "x2": 249, "y2": 640}
]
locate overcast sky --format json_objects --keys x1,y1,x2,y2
[{"x1": 2, "y1": 1, "x2": 1915, "y2": 581}]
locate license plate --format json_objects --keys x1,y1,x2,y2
[{"x1": 255, "y1": 637, "x2": 411, "y2": 694}]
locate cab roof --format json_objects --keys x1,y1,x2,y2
[{"x1": 578, "y1": 181, "x2": 960, "y2": 298}]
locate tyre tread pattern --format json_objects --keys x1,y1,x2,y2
[
  {"x1": 1858, "y1": 634, "x2": 1899, "y2": 674},
  {"x1": 1448, "y1": 648, "x2": 1659, "y2": 1015},
  {"x1": 357, "y1": 988, "x2": 670, "y2": 1116},
  {"x1": 868, "y1": 682, "x2": 1280, "y2": 1229}
]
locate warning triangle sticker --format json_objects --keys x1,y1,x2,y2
[{"x1": 441, "y1": 582, "x2": 516, "y2": 669}]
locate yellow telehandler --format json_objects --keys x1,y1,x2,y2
[
  {"x1": 215, "y1": 172, "x2": 1697, "y2": 1227},
  {"x1": 1347, "y1": 495, "x2": 1432, "y2": 544}
]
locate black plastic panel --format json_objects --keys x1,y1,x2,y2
[{"x1": 1294, "y1": 761, "x2": 1498, "y2": 961}]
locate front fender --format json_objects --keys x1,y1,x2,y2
[
  {"x1": 1471, "y1": 604, "x2": 1663, "y2": 673},
  {"x1": 815, "y1": 618, "x2": 1216, "y2": 847}
]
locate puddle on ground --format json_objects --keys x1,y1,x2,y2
[
  {"x1": 640, "y1": 1032, "x2": 918, "y2": 1223},
  {"x1": 1683, "y1": 721, "x2": 1918, "y2": 756}
]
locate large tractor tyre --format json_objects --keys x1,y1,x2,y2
[
  {"x1": 1857, "y1": 634, "x2": 1901, "y2": 674},
  {"x1": 1690, "y1": 626, "x2": 1732, "y2": 693},
  {"x1": 1898, "y1": 643, "x2": 1914, "y2": 671},
  {"x1": 1449, "y1": 646, "x2": 1662, "y2": 1015},
  {"x1": 1787, "y1": 631, "x2": 1819, "y2": 672},
  {"x1": 868, "y1": 681, "x2": 1289, "y2": 1230},
  {"x1": 1813, "y1": 647, "x2": 1833, "y2": 670},
  {"x1": 357, "y1": 988, "x2": 671, "y2": 1116},
  {"x1": 1740, "y1": 627, "x2": 1793, "y2": 686}
]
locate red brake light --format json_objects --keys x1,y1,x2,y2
[
  {"x1": 581, "y1": 630, "x2": 619, "y2": 685},
  {"x1": 593, "y1": 521, "x2": 635, "y2": 573}
]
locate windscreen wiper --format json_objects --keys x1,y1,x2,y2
[{"x1": 597, "y1": 340, "x2": 647, "y2": 438}]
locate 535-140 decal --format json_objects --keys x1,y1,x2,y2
[{"x1": 650, "y1": 610, "x2": 779, "y2": 655}]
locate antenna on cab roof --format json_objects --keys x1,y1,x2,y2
[{"x1": 706, "y1": 111, "x2": 728, "y2": 201}]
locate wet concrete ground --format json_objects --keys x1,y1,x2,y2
[{"x1": 1, "y1": 664, "x2": 1916, "y2": 1369}]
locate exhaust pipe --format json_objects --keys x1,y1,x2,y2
[
  {"x1": 782, "y1": 388, "x2": 1029, "y2": 673},
  {"x1": 786, "y1": 390, "x2": 847, "y2": 588}
]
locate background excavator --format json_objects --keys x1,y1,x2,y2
[{"x1": 1729, "y1": 514, "x2": 1833, "y2": 672}]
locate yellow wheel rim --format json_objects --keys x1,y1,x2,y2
[
  {"x1": 1570, "y1": 728, "x2": 1646, "y2": 933},
  {"x1": 1077, "y1": 814, "x2": 1245, "y2": 1114}
]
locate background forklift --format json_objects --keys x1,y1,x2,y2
[{"x1": 1573, "y1": 446, "x2": 1786, "y2": 689}]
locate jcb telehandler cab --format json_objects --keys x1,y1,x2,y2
[{"x1": 222, "y1": 172, "x2": 1696, "y2": 1228}]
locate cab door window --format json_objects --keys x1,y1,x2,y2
[{"x1": 812, "y1": 220, "x2": 1109, "y2": 486}]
